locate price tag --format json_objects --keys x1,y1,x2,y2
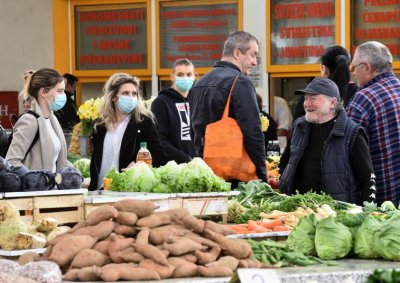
[
  {"x1": 236, "y1": 268, "x2": 280, "y2": 283},
  {"x1": 208, "y1": 199, "x2": 227, "y2": 214}
]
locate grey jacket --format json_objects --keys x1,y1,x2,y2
[{"x1": 6, "y1": 100, "x2": 68, "y2": 172}]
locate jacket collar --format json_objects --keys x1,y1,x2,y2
[
  {"x1": 297, "y1": 108, "x2": 347, "y2": 137},
  {"x1": 214, "y1": 61, "x2": 242, "y2": 73},
  {"x1": 359, "y1": 71, "x2": 394, "y2": 90}
]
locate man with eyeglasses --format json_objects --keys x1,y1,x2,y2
[{"x1": 347, "y1": 41, "x2": 400, "y2": 206}]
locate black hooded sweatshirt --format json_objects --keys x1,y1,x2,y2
[{"x1": 151, "y1": 88, "x2": 196, "y2": 164}]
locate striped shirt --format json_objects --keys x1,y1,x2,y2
[{"x1": 347, "y1": 72, "x2": 400, "y2": 205}]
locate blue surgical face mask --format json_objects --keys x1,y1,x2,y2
[
  {"x1": 117, "y1": 95, "x2": 137, "y2": 114},
  {"x1": 175, "y1": 77, "x2": 194, "y2": 92},
  {"x1": 48, "y1": 93, "x2": 66, "y2": 111}
]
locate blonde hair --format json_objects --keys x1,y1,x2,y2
[
  {"x1": 99, "y1": 73, "x2": 153, "y2": 128},
  {"x1": 20, "y1": 68, "x2": 64, "y2": 100}
]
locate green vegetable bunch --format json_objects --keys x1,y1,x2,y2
[
  {"x1": 73, "y1": 158, "x2": 91, "y2": 178},
  {"x1": 368, "y1": 269, "x2": 400, "y2": 283}
]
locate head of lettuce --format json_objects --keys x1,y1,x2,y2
[{"x1": 315, "y1": 216, "x2": 353, "y2": 259}]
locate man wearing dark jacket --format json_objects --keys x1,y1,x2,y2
[
  {"x1": 279, "y1": 78, "x2": 376, "y2": 205},
  {"x1": 151, "y1": 58, "x2": 196, "y2": 164},
  {"x1": 54, "y1": 73, "x2": 80, "y2": 131},
  {"x1": 189, "y1": 31, "x2": 267, "y2": 181}
]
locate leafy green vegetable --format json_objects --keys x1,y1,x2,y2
[
  {"x1": 274, "y1": 192, "x2": 333, "y2": 212},
  {"x1": 315, "y1": 216, "x2": 353, "y2": 259},
  {"x1": 354, "y1": 215, "x2": 381, "y2": 259},
  {"x1": 335, "y1": 210, "x2": 368, "y2": 227},
  {"x1": 368, "y1": 269, "x2": 400, "y2": 283},
  {"x1": 73, "y1": 158, "x2": 91, "y2": 178},
  {"x1": 106, "y1": 158, "x2": 230, "y2": 193},
  {"x1": 381, "y1": 201, "x2": 396, "y2": 212},
  {"x1": 372, "y1": 212, "x2": 400, "y2": 261},
  {"x1": 236, "y1": 199, "x2": 274, "y2": 224},
  {"x1": 287, "y1": 214, "x2": 317, "y2": 256},
  {"x1": 236, "y1": 180, "x2": 285, "y2": 206}
]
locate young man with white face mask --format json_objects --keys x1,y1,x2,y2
[
  {"x1": 151, "y1": 58, "x2": 196, "y2": 163},
  {"x1": 278, "y1": 78, "x2": 376, "y2": 205}
]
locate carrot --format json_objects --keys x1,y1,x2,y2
[
  {"x1": 259, "y1": 219, "x2": 283, "y2": 229},
  {"x1": 272, "y1": 225, "x2": 289, "y2": 232},
  {"x1": 247, "y1": 220, "x2": 259, "y2": 231},
  {"x1": 229, "y1": 226, "x2": 251, "y2": 234},
  {"x1": 254, "y1": 226, "x2": 271, "y2": 233}
]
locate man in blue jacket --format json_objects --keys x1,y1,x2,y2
[
  {"x1": 151, "y1": 58, "x2": 196, "y2": 164},
  {"x1": 189, "y1": 31, "x2": 267, "y2": 181}
]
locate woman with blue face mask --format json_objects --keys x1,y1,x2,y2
[
  {"x1": 89, "y1": 73, "x2": 167, "y2": 190},
  {"x1": 151, "y1": 58, "x2": 197, "y2": 164},
  {"x1": 6, "y1": 68, "x2": 69, "y2": 173}
]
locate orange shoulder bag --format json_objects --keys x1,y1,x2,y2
[{"x1": 203, "y1": 76, "x2": 258, "y2": 182}]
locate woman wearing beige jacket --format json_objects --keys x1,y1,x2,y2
[{"x1": 6, "y1": 68, "x2": 68, "y2": 173}]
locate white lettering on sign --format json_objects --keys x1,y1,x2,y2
[{"x1": 0, "y1": 105, "x2": 9, "y2": 116}]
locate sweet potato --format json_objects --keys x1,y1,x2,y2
[
  {"x1": 163, "y1": 208, "x2": 190, "y2": 221},
  {"x1": 206, "y1": 256, "x2": 239, "y2": 271},
  {"x1": 181, "y1": 214, "x2": 206, "y2": 233},
  {"x1": 115, "y1": 212, "x2": 138, "y2": 226},
  {"x1": 139, "y1": 259, "x2": 175, "y2": 279},
  {"x1": 113, "y1": 224, "x2": 137, "y2": 236},
  {"x1": 186, "y1": 233, "x2": 218, "y2": 248},
  {"x1": 173, "y1": 262, "x2": 198, "y2": 278},
  {"x1": 149, "y1": 224, "x2": 189, "y2": 245},
  {"x1": 68, "y1": 221, "x2": 89, "y2": 234},
  {"x1": 113, "y1": 199, "x2": 158, "y2": 217},
  {"x1": 96, "y1": 264, "x2": 161, "y2": 281},
  {"x1": 108, "y1": 234, "x2": 134, "y2": 262},
  {"x1": 163, "y1": 236, "x2": 207, "y2": 256},
  {"x1": 63, "y1": 269, "x2": 79, "y2": 281},
  {"x1": 18, "y1": 252, "x2": 40, "y2": 265},
  {"x1": 136, "y1": 213, "x2": 171, "y2": 228},
  {"x1": 48, "y1": 235, "x2": 97, "y2": 267},
  {"x1": 70, "y1": 248, "x2": 110, "y2": 268},
  {"x1": 71, "y1": 220, "x2": 115, "y2": 240},
  {"x1": 77, "y1": 266, "x2": 99, "y2": 281},
  {"x1": 179, "y1": 253, "x2": 198, "y2": 263},
  {"x1": 238, "y1": 258, "x2": 262, "y2": 268},
  {"x1": 195, "y1": 245, "x2": 221, "y2": 265},
  {"x1": 135, "y1": 228, "x2": 150, "y2": 245},
  {"x1": 118, "y1": 247, "x2": 144, "y2": 263},
  {"x1": 132, "y1": 243, "x2": 168, "y2": 266},
  {"x1": 86, "y1": 205, "x2": 118, "y2": 225},
  {"x1": 93, "y1": 240, "x2": 110, "y2": 255},
  {"x1": 203, "y1": 229, "x2": 252, "y2": 259},
  {"x1": 167, "y1": 257, "x2": 189, "y2": 268},
  {"x1": 205, "y1": 220, "x2": 235, "y2": 235},
  {"x1": 198, "y1": 265, "x2": 233, "y2": 277}
]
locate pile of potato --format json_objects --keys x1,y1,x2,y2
[{"x1": 29, "y1": 199, "x2": 262, "y2": 281}]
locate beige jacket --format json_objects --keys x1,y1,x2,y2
[{"x1": 6, "y1": 100, "x2": 68, "y2": 172}]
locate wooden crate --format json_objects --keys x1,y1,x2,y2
[
  {"x1": 182, "y1": 197, "x2": 228, "y2": 223},
  {"x1": 8, "y1": 194, "x2": 85, "y2": 226}
]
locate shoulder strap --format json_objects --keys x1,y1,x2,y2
[
  {"x1": 222, "y1": 75, "x2": 240, "y2": 119},
  {"x1": 22, "y1": 110, "x2": 40, "y2": 161}
]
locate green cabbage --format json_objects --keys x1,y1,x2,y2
[
  {"x1": 380, "y1": 201, "x2": 396, "y2": 212},
  {"x1": 109, "y1": 162, "x2": 158, "y2": 192},
  {"x1": 315, "y1": 216, "x2": 353, "y2": 259},
  {"x1": 354, "y1": 215, "x2": 381, "y2": 259},
  {"x1": 287, "y1": 213, "x2": 317, "y2": 256},
  {"x1": 73, "y1": 158, "x2": 91, "y2": 178},
  {"x1": 372, "y1": 212, "x2": 400, "y2": 261}
]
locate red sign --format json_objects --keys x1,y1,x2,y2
[
  {"x1": 75, "y1": 3, "x2": 148, "y2": 70},
  {"x1": 159, "y1": 1, "x2": 238, "y2": 68},
  {"x1": 270, "y1": 0, "x2": 336, "y2": 65},
  {"x1": 0, "y1": 91, "x2": 18, "y2": 129},
  {"x1": 351, "y1": 1, "x2": 400, "y2": 59}
]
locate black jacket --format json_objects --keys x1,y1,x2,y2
[
  {"x1": 54, "y1": 91, "x2": 80, "y2": 131},
  {"x1": 151, "y1": 88, "x2": 196, "y2": 164},
  {"x1": 189, "y1": 61, "x2": 267, "y2": 181},
  {"x1": 89, "y1": 115, "x2": 167, "y2": 190}
]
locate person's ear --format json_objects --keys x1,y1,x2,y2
[
  {"x1": 170, "y1": 73, "x2": 175, "y2": 83},
  {"x1": 39, "y1": 87, "x2": 47, "y2": 97},
  {"x1": 233, "y1": 48, "x2": 241, "y2": 60}
]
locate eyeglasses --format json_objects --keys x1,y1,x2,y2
[{"x1": 349, "y1": 62, "x2": 366, "y2": 72}]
